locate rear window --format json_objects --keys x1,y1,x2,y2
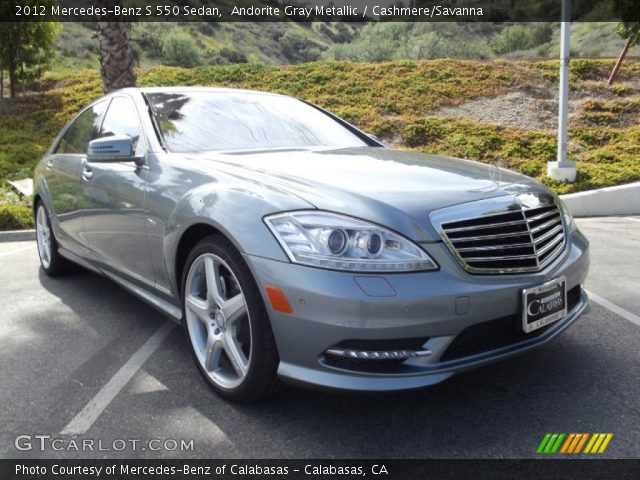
[{"x1": 146, "y1": 91, "x2": 367, "y2": 153}]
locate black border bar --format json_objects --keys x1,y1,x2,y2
[
  {"x1": 2, "y1": 0, "x2": 639, "y2": 23},
  {"x1": 2, "y1": 459, "x2": 640, "y2": 480}
]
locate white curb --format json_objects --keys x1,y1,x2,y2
[
  {"x1": 0, "y1": 229, "x2": 36, "y2": 242},
  {"x1": 560, "y1": 181, "x2": 640, "y2": 217}
]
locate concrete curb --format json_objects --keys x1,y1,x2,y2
[
  {"x1": 0, "y1": 229, "x2": 35, "y2": 242},
  {"x1": 560, "y1": 181, "x2": 640, "y2": 217}
]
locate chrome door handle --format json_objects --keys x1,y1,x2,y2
[
  {"x1": 46, "y1": 159, "x2": 54, "y2": 169},
  {"x1": 81, "y1": 166, "x2": 93, "y2": 181}
]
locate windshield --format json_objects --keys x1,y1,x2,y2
[{"x1": 145, "y1": 91, "x2": 368, "y2": 153}]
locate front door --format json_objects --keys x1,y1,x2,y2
[
  {"x1": 46, "y1": 100, "x2": 107, "y2": 254},
  {"x1": 82, "y1": 95, "x2": 155, "y2": 285}
]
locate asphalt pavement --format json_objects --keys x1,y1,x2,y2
[{"x1": 0, "y1": 217, "x2": 638, "y2": 459}]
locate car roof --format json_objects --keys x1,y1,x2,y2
[{"x1": 112, "y1": 86, "x2": 285, "y2": 97}]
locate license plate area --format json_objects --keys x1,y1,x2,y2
[{"x1": 522, "y1": 277, "x2": 567, "y2": 333}]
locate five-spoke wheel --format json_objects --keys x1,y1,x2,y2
[
  {"x1": 185, "y1": 253, "x2": 251, "y2": 389},
  {"x1": 35, "y1": 202, "x2": 72, "y2": 276},
  {"x1": 182, "y1": 235, "x2": 280, "y2": 401},
  {"x1": 36, "y1": 204, "x2": 52, "y2": 269}
]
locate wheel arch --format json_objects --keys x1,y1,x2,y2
[
  {"x1": 32, "y1": 193, "x2": 42, "y2": 214},
  {"x1": 165, "y1": 181, "x2": 307, "y2": 297},
  {"x1": 174, "y1": 222, "x2": 226, "y2": 298}
]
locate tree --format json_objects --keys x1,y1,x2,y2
[
  {"x1": 96, "y1": 0, "x2": 136, "y2": 92},
  {"x1": 613, "y1": 0, "x2": 640, "y2": 45},
  {"x1": 608, "y1": 0, "x2": 640, "y2": 85},
  {"x1": 0, "y1": 18, "x2": 60, "y2": 98}
]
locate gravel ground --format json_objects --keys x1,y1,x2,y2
[{"x1": 434, "y1": 91, "x2": 586, "y2": 131}]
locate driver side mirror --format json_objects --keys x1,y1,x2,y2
[{"x1": 88, "y1": 135, "x2": 144, "y2": 166}]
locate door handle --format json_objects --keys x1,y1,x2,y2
[
  {"x1": 81, "y1": 165, "x2": 93, "y2": 181},
  {"x1": 46, "y1": 159, "x2": 54, "y2": 169}
]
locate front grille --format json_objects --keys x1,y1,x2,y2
[
  {"x1": 440, "y1": 204, "x2": 566, "y2": 274},
  {"x1": 440, "y1": 285, "x2": 582, "y2": 362}
]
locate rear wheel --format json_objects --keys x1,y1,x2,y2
[
  {"x1": 35, "y1": 202, "x2": 73, "y2": 276},
  {"x1": 182, "y1": 235, "x2": 280, "y2": 402}
]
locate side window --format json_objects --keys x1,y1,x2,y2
[
  {"x1": 99, "y1": 97, "x2": 145, "y2": 155},
  {"x1": 56, "y1": 101, "x2": 107, "y2": 154}
]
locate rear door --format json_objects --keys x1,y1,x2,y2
[
  {"x1": 81, "y1": 95, "x2": 155, "y2": 285},
  {"x1": 46, "y1": 101, "x2": 107, "y2": 253}
]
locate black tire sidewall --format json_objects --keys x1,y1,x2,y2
[
  {"x1": 181, "y1": 235, "x2": 279, "y2": 402},
  {"x1": 35, "y1": 202, "x2": 69, "y2": 276}
]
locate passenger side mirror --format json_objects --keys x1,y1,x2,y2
[{"x1": 88, "y1": 135, "x2": 144, "y2": 166}]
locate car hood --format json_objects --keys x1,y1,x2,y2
[{"x1": 186, "y1": 146, "x2": 551, "y2": 242}]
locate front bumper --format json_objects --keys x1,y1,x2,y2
[{"x1": 245, "y1": 229, "x2": 590, "y2": 391}]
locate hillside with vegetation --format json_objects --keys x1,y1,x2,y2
[
  {"x1": 51, "y1": 22, "x2": 640, "y2": 71},
  {"x1": 1, "y1": 58, "x2": 639, "y2": 228}
]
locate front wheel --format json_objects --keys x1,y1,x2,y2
[{"x1": 181, "y1": 235, "x2": 280, "y2": 402}]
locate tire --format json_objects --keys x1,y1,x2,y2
[
  {"x1": 181, "y1": 234, "x2": 281, "y2": 402},
  {"x1": 35, "y1": 201, "x2": 74, "y2": 276}
]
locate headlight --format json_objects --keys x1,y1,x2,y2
[
  {"x1": 558, "y1": 199, "x2": 575, "y2": 233},
  {"x1": 264, "y1": 211, "x2": 438, "y2": 272}
]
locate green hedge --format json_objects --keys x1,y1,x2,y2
[{"x1": 0, "y1": 205, "x2": 34, "y2": 230}]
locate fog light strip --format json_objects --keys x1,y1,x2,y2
[{"x1": 326, "y1": 348, "x2": 432, "y2": 360}]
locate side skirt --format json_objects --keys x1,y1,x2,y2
[{"x1": 58, "y1": 247, "x2": 183, "y2": 324}]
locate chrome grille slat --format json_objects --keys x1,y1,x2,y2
[
  {"x1": 444, "y1": 219, "x2": 527, "y2": 233},
  {"x1": 536, "y1": 233, "x2": 564, "y2": 256},
  {"x1": 529, "y1": 216, "x2": 561, "y2": 234},
  {"x1": 538, "y1": 242, "x2": 565, "y2": 265},
  {"x1": 533, "y1": 224, "x2": 563, "y2": 245},
  {"x1": 449, "y1": 231, "x2": 530, "y2": 242},
  {"x1": 438, "y1": 201, "x2": 566, "y2": 274},
  {"x1": 525, "y1": 209, "x2": 558, "y2": 222},
  {"x1": 462, "y1": 254, "x2": 538, "y2": 262},
  {"x1": 456, "y1": 242, "x2": 534, "y2": 252}
]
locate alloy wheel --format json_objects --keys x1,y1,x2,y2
[
  {"x1": 36, "y1": 205, "x2": 52, "y2": 269},
  {"x1": 184, "y1": 253, "x2": 252, "y2": 389}
]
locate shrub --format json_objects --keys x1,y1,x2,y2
[
  {"x1": 281, "y1": 31, "x2": 324, "y2": 63},
  {"x1": 2, "y1": 59, "x2": 640, "y2": 198},
  {"x1": 0, "y1": 205, "x2": 34, "y2": 230},
  {"x1": 491, "y1": 26, "x2": 533, "y2": 54},
  {"x1": 161, "y1": 30, "x2": 202, "y2": 68},
  {"x1": 219, "y1": 48, "x2": 248, "y2": 64}
]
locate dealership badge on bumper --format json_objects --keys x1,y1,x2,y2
[{"x1": 522, "y1": 277, "x2": 568, "y2": 333}]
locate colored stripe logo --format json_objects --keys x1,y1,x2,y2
[{"x1": 537, "y1": 433, "x2": 613, "y2": 454}]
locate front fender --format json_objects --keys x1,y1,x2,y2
[{"x1": 163, "y1": 181, "x2": 313, "y2": 293}]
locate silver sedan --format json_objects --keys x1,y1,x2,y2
[{"x1": 33, "y1": 87, "x2": 590, "y2": 401}]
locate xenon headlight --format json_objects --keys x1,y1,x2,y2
[{"x1": 264, "y1": 211, "x2": 438, "y2": 272}]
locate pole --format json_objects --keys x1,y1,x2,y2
[{"x1": 548, "y1": 0, "x2": 577, "y2": 182}]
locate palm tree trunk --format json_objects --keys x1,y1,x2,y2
[
  {"x1": 8, "y1": 58, "x2": 16, "y2": 98},
  {"x1": 96, "y1": 9, "x2": 136, "y2": 92}
]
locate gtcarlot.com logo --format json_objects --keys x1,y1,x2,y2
[{"x1": 536, "y1": 433, "x2": 613, "y2": 454}]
